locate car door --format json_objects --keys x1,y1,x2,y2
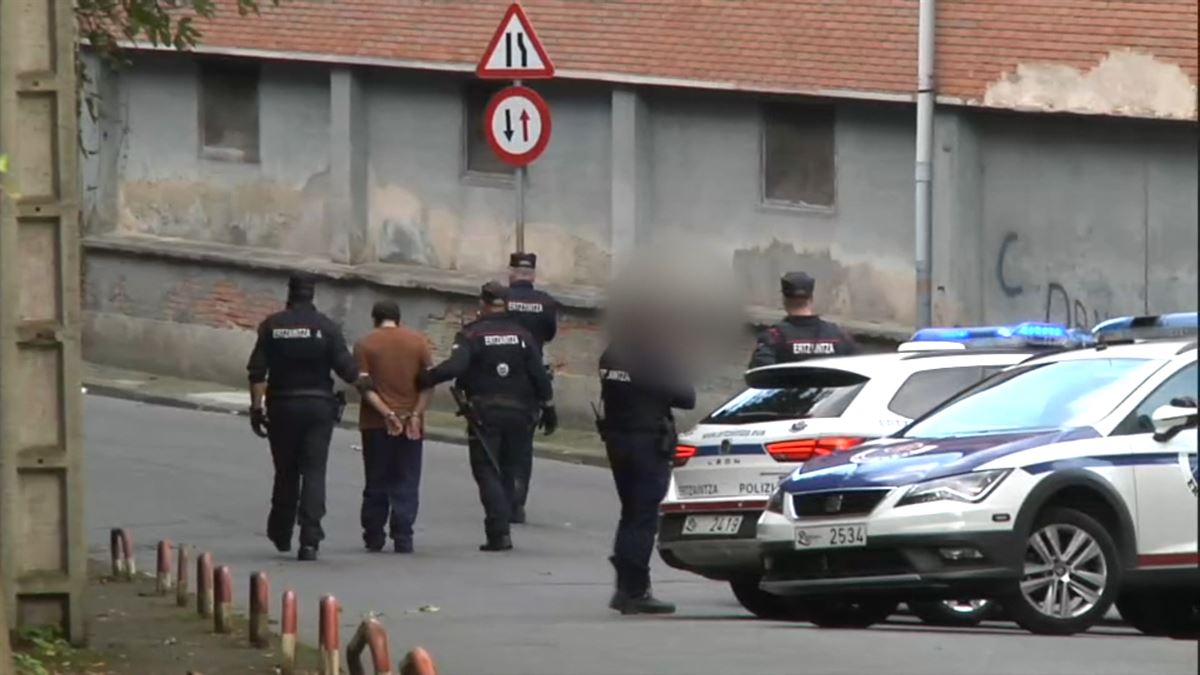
[{"x1": 1110, "y1": 361, "x2": 1198, "y2": 563}]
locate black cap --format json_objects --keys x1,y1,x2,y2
[
  {"x1": 780, "y1": 272, "x2": 815, "y2": 298},
  {"x1": 480, "y1": 281, "x2": 509, "y2": 306},
  {"x1": 510, "y1": 252, "x2": 537, "y2": 269},
  {"x1": 287, "y1": 271, "x2": 318, "y2": 299}
]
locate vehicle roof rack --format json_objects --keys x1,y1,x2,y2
[
  {"x1": 1092, "y1": 312, "x2": 1198, "y2": 343},
  {"x1": 900, "y1": 347, "x2": 1042, "y2": 360}
]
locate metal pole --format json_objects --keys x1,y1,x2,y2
[
  {"x1": 514, "y1": 78, "x2": 525, "y2": 253},
  {"x1": 914, "y1": 0, "x2": 937, "y2": 329}
]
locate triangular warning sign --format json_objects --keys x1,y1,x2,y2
[{"x1": 476, "y1": 3, "x2": 555, "y2": 79}]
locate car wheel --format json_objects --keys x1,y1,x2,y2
[
  {"x1": 805, "y1": 597, "x2": 898, "y2": 629},
  {"x1": 1117, "y1": 590, "x2": 1200, "y2": 639},
  {"x1": 909, "y1": 599, "x2": 996, "y2": 627},
  {"x1": 1003, "y1": 507, "x2": 1121, "y2": 636},
  {"x1": 730, "y1": 578, "x2": 809, "y2": 621}
]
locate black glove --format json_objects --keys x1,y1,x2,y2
[
  {"x1": 250, "y1": 406, "x2": 269, "y2": 438},
  {"x1": 539, "y1": 405, "x2": 558, "y2": 436}
]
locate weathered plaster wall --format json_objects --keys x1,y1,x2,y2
[
  {"x1": 975, "y1": 113, "x2": 1198, "y2": 327},
  {"x1": 362, "y1": 72, "x2": 612, "y2": 286},
  {"x1": 96, "y1": 53, "x2": 334, "y2": 257},
  {"x1": 645, "y1": 90, "x2": 919, "y2": 325}
]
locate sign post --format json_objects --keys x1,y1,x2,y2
[{"x1": 476, "y1": 2, "x2": 555, "y2": 254}]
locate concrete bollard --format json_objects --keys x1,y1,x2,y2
[
  {"x1": 249, "y1": 571, "x2": 270, "y2": 648},
  {"x1": 281, "y1": 590, "x2": 298, "y2": 675},
  {"x1": 346, "y1": 615, "x2": 392, "y2": 675},
  {"x1": 109, "y1": 528, "x2": 135, "y2": 580},
  {"x1": 196, "y1": 552, "x2": 214, "y2": 618},
  {"x1": 319, "y1": 594, "x2": 341, "y2": 675},
  {"x1": 176, "y1": 544, "x2": 190, "y2": 607},
  {"x1": 399, "y1": 647, "x2": 438, "y2": 675},
  {"x1": 214, "y1": 565, "x2": 233, "y2": 634},
  {"x1": 156, "y1": 540, "x2": 174, "y2": 595}
]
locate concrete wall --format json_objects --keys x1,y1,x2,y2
[
  {"x1": 973, "y1": 113, "x2": 1198, "y2": 327},
  {"x1": 80, "y1": 51, "x2": 1199, "y2": 425}
]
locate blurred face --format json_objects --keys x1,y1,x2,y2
[{"x1": 510, "y1": 267, "x2": 535, "y2": 284}]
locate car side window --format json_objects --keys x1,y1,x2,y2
[
  {"x1": 1112, "y1": 362, "x2": 1198, "y2": 436},
  {"x1": 887, "y1": 367, "x2": 985, "y2": 419}
]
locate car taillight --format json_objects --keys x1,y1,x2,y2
[
  {"x1": 765, "y1": 437, "x2": 867, "y2": 463},
  {"x1": 674, "y1": 444, "x2": 698, "y2": 467}
]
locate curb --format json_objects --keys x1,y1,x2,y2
[{"x1": 84, "y1": 383, "x2": 610, "y2": 469}]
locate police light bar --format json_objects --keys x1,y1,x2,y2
[
  {"x1": 1091, "y1": 312, "x2": 1199, "y2": 342},
  {"x1": 905, "y1": 322, "x2": 1093, "y2": 350}
]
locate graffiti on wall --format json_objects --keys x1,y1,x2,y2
[{"x1": 995, "y1": 232, "x2": 1115, "y2": 329}]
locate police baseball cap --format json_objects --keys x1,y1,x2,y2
[
  {"x1": 480, "y1": 281, "x2": 509, "y2": 306},
  {"x1": 288, "y1": 271, "x2": 318, "y2": 295},
  {"x1": 781, "y1": 272, "x2": 815, "y2": 298},
  {"x1": 510, "y1": 252, "x2": 537, "y2": 269}
]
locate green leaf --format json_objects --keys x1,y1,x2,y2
[{"x1": 0, "y1": 153, "x2": 8, "y2": 174}]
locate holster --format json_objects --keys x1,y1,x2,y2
[
  {"x1": 333, "y1": 391, "x2": 347, "y2": 423},
  {"x1": 593, "y1": 416, "x2": 609, "y2": 443},
  {"x1": 657, "y1": 417, "x2": 678, "y2": 460}
]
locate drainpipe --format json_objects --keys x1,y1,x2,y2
[{"x1": 914, "y1": 0, "x2": 936, "y2": 328}]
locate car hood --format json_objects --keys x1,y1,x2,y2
[{"x1": 778, "y1": 427, "x2": 1101, "y2": 493}]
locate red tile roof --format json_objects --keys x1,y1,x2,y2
[{"x1": 165, "y1": 0, "x2": 1198, "y2": 118}]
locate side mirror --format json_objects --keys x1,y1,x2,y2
[{"x1": 1151, "y1": 403, "x2": 1199, "y2": 442}]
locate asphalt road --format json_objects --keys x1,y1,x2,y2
[{"x1": 85, "y1": 395, "x2": 1197, "y2": 675}]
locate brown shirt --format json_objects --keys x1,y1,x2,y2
[{"x1": 353, "y1": 324, "x2": 434, "y2": 430}]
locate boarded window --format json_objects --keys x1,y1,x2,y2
[
  {"x1": 199, "y1": 60, "x2": 260, "y2": 162},
  {"x1": 762, "y1": 103, "x2": 835, "y2": 208},
  {"x1": 464, "y1": 83, "x2": 514, "y2": 176}
]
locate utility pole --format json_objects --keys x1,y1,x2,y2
[
  {"x1": 0, "y1": 0, "x2": 87, "y2": 645},
  {"x1": 914, "y1": 0, "x2": 937, "y2": 329}
]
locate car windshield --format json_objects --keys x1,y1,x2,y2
[
  {"x1": 703, "y1": 381, "x2": 866, "y2": 425},
  {"x1": 902, "y1": 357, "x2": 1165, "y2": 439}
]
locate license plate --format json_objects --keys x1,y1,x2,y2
[
  {"x1": 681, "y1": 514, "x2": 744, "y2": 536},
  {"x1": 794, "y1": 523, "x2": 867, "y2": 549}
]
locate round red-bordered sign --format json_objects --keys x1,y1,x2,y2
[{"x1": 484, "y1": 85, "x2": 553, "y2": 168}]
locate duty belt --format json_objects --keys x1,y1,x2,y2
[{"x1": 267, "y1": 388, "x2": 334, "y2": 400}]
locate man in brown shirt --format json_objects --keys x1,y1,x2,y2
[{"x1": 353, "y1": 300, "x2": 433, "y2": 554}]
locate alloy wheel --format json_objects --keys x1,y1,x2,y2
[{"x1": 1020, "y1": 523, "x2": 1108, "y2": 619}]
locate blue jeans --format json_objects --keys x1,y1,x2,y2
[{"x1": 360, "y1": 429, "x2": 423, "y2": 546}]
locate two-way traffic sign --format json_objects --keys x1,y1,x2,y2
[
  {"x1": 484, "y1": 86, "x2": 552, "y2": 167},
  {"x1": 476, "y1": 3, "x2": 555, "y2": 79}
]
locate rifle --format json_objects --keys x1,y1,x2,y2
[{"x1": 450, "y1": 385, "x2": 502, "y2": 475}]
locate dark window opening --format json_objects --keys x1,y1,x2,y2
[
  {"x1": 888, "y1": 367, "x2": 992, "y2": 420},
  {"x1": 464, "y1": 83, "x2": 514, "y2": 176},
  {"x1": 762, "y1": 102, "x2": 835, "y2": 208},
  {"x1": 199, "y1": 60, "x2": 260, "y2": 163}
]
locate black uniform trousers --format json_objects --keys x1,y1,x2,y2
[
  {"x1": 605, "y1": 430, "x2": 673, "y2": 597},
  {"x1": 266, "y1": 396, "x2": 336, "y2": 548},
  {"x1": 467, "y1": 407, "x2": 536, "y2": 538},
  {"x1": 360, "y1": 430, "x2": 423, "y2": 547}
]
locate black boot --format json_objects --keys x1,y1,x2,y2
[
  {"x1": 297, "y1": 545, "x2": 318, "y2": 562},
  {"x1": 611, "y1": 590, "x2": 676, "y2": 615},
  {"x1": 511, "y1": 506, "x2": 527, "y2": 524},
  {"x1": 270, "y1": 536, "x2": 292, "y2": 553},
  {"x1": 479, "y1": 534, "x2": 513, "y2": 552}
]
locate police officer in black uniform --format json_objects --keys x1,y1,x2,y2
[
  {"x1": 748, "y1": 271, "x2": 860, "y2": 369},
  {"x1": 503, "y1": 252, "x2": 560, "y2": 524},
  {"x1": 419, "y1": 282, "x2": 556, "y2": 552},
  {"x1": 597, "y1": 313, "x2": 696, "y2": 614},
  {"x1": 246, "y1": 272, "x2": 368, "y2": 561}
]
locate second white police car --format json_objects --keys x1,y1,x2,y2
[
  {"x1": 757, "y1": 313, "x2": 1199, "y2": 636},
  {"x1": 657, "y1": 321, "x2": 1093, "y2": 625}
]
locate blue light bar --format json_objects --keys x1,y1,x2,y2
[
  {"x1": 908, "y1": 322, "x2": 1093, "y2": 349},
  {"x1": 1092, "y1": 312, "x2": 1199, "y2": 341}
]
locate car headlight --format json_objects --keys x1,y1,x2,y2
[
  {"x1": 766, "y1": 486, "x2": 785, "y2": 514},
  {"x1": 896, "y1": 470, "x2": 1011, "y2": 506}
]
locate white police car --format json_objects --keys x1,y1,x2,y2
[
  {"x1": 757, "y1": 313, "x2": 1199, "y2": 636},
  {"x1": 656, "y1": 323, "x2": 1092, "y2": 623}
]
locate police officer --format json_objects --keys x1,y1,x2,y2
[
  {"x1": 748, "y1": 271, "x2": 860, "y2": 369},
  {"x1": 598, "y1": 313, "x2": 696, "y2": 614},
  {"x1": 419, "y1": 282, "x2": 556, "y2": 552},
  {"x1": 246, "y1": 272, "x2": 369, "y2": 561},
  {"x1": 504, "y1": 252, "x2": 560, "y2": 524}
]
